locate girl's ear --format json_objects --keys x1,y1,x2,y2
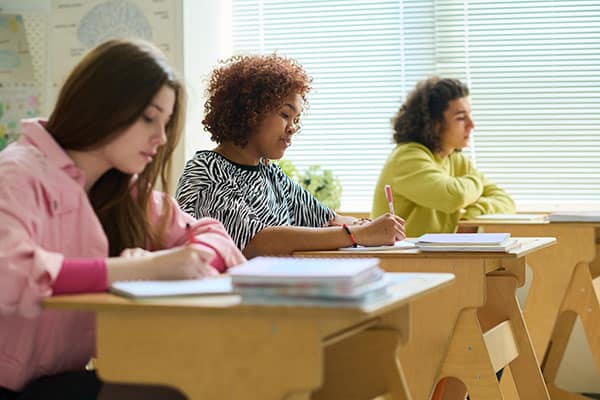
[{"x1": 433, "y1": 120, "x2": 442, "y2": 136}]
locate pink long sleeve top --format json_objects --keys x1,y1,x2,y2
[{"x1": 0, "y1": 119, "x2": 246, "y2": 391}]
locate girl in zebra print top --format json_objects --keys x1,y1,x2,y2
[{"x1": 176, "y1": 54, "x2": 405, "y2": 258}]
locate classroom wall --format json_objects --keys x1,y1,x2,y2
[{"x1": 0, "y1": 0, "x2": 230, "y2": 192}]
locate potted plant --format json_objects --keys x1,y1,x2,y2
[{"x1": 276, "y1": 160, "x2": 342, "y2": 210}]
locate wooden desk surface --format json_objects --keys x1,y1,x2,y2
[
  {"x1": 297, "y1": 237, "x2": 556, "y2": 260},
  {"x1": 296, "y1": 236, "x2": 556, "y2": 400},
  {"x1": 45, "y1": 272, "x2": 455, "y2": 317},
  {"x1": 458, "y1": 218, "x2": 600, "y2": 399},
  {"x1": 462, "y1": 219, "x2": 600, "y2": 228},
  {"x1": 44, "y1": 273, "x2": 454, "y2": 400}
]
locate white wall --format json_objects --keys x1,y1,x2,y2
[
  {"x1": 0, "y1": 0, "x2": 231, "y2": 191},
  {"x1": 181, "y1": 0, "x2": 232, "y2": 161}
]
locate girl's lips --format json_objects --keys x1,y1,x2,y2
[{"x1": 141, "y1": 151, "x2": 155, "y2": 162}]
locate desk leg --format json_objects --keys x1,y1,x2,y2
[
  {"x1": 439, "y1": 308, "x2": 502, "y2": 399},
  {"x1": 312, "y1": 306, "x2": 411, "y2": 400},
  {"x1": 478, "y1": 275, "x2": 549, "y2": 400},
  {"x1": 543, "y1": 262, "x2": 600, "y2": 400},
  {"x1": 479, "y1": 225, "x2": 596, "y2": 362},
  {"x1": 312, "y1": 329, "x2": 411, "y2": 400}
]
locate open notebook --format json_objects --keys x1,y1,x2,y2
[
  {"x1": 110, "y1": 276, "x2": 234, "y2": 299},
  {"x1": 339, "y1": 239, "x2": 417, "y2": 251}
]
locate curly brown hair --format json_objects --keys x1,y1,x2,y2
[
  {"x1": 203, "y1": 54, "x2": 312, "y2": 147},
  {"x1": 392, "y1": 77, "x2": 469, "y2": 153}
]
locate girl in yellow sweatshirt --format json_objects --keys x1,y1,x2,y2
[{"x1": 371, "y1": 77, "x2": 515, "y2": 237}]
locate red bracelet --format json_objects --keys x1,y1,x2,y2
[{"x1": 342, "y1": 224, "x2": 358, "y2": 248}]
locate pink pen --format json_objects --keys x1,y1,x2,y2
[{"x1": 384, "y1": 184, "x2": 395, "y2": 215}]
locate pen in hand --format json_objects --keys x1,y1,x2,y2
[
  {"x1": 185, "y1": 223, "x2": 200, "y2": 244},
  {"x1": 384, "y1": 184, "x2": 395, "y2": 215}
]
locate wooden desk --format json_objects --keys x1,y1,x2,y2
[
  {"x1": 461, "y1": 220, "x2": 600, "y2": 399},
  {"x1": 297, "y1": 237, "x2": 555, "y2": 400},
  {"x1": 44, "y1": 273, "x2": 453, "y2": 400}
]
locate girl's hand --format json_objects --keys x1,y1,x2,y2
[
  {"x1": 352, "y1": 213, "x2": 406, "y2": 246},
  {"x1": 120, "y1": 247, "x2": 152, "y2": 258},
  {"x1": 351, "y1": 217, "x2": 371, "y2": 226},
  {"x1": 108, "y1": 245, "x2": 219, "y2": 284},
  {"x1": 150, "y1": 245, "x2": 219, "y2": 280}
]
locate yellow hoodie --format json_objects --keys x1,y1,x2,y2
[{"x1": 371, "y1": 142, "x2": 515, "y2": 237}]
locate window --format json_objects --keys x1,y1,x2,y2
[{"x1": 232, "y1": 0, "x2": 600, "y2": 210}]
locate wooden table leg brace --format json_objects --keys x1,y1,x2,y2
[{"x1": 542, "y1": 262, "x2": 600, "y2": 400}]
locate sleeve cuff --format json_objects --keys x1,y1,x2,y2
[{"x1": 51, "y1": 258, "x2": 108, "y2": 294}]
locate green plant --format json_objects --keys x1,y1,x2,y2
[
  {"x1": 276, "y1": 160, "x2": 342, "y2": 210},
  {"x1": 276, "y1": 159, "x2": 299, "y2": 181}
]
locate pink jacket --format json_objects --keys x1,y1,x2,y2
[{"x1": 0, "y1": 119, "x2": 245, "y2": 391}]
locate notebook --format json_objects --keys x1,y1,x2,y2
[
  {"x1": 229, "y1": 256, "x2": 381, "y2": 286},
  {"x1": 238, "y1": 271, "x2": 392, "y2": 300},
  {"x1": 339, "y1": 239, "x2": 417, "y2": 252},
  {"x1": 474, "y1": 213, "x2": 548, "y2": 222},
  {"x1": 239, "y1": 273, "x2": 418, "y2": 307},
  {"x1": 416, "y1": 233, "x2": 511, "y2": 245},
  {"x1": 548, "y1": 211, "x2": 600, "y2": 222},
  {"x1": 110, "y1": 276, "x2": 234, "y2": 299},
  {"x1": 415, "y1": 233, "x2": 519, "y2": 252}
]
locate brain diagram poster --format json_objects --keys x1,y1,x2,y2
[
  {"x1": 0, "y1": 14, "x2": 38, "y2": 151},
  {"x1": 48, "y1": 0, "x2": 181, "y2": 107}
]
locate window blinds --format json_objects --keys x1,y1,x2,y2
[
  {"x1": 434, "y1": 1, "x2": 600, "y2": 204},
  {"x1": 232, "y1": 0, "x2": 600, "y2": 210}
]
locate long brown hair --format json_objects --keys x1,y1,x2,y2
[
  {"x1": 46, "y1": 39, "x2": 186, "y2": 256},
  {"x1": 392, "y1": 77, "x2": 469, "y2": 153}
]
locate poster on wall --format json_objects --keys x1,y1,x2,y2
[
  {"x1": 0, "y1": 14, "x2": 35, "y2": 84},
  {"x1": 0, "y1": 86, "x2": 39, "y2": 151},
  {"x1": 48, "y1": 0, "x2": 182, "y2": 108}
]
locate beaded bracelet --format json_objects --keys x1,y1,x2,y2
[{"x1": 342, "y1": 224, "x2": 358, "y2": 248}]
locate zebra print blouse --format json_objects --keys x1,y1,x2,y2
[{"x1": 175, "y1": 151, "x2": 333, "y2": 250}]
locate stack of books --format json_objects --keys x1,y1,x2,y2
[
  {"x1": 474, "y1": 213, "x2": 548, "y2": 222},
  {"x1": 548, "y1": 211, "x2": 600, "y2": 222},
  {"x1": 229, "y1": 256, "x2": 395, "y2": 307},
  {"x1": 414, "y1": 233, "x2": 519, "y2": 252}
]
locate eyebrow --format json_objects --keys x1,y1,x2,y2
[
  {"x1": 149, "y1": 103, "x2": 173, "y2": 119},
  {"x1": 283, "y1": 103, "x2": 299, "y2": 114},
  {"x1": 150, "y1": 104, "x2": 164, "y2": 113}
]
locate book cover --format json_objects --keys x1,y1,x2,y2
[
  {"x1": 416, "y1": 233, "x2": 511, "y2": 245},
  {"x1": 474, "y1": 213, "x2": 548, "y2": 222},
  {"x1": 548, "y1": 211, "x2": 600, "y2": 222},
  {"x1": 229, "y1": 257, "x2": 381, "y2": 287}
]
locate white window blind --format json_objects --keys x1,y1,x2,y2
[
  {"x1": 233, "y1": 0, "x2": 435, "y2": 211},
  {"x1": 435, "y1": 0, "x2": 600, "y2": 205},
  {"x1": 232, "y1": 0, "x2": 600, "y2": 210}
]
